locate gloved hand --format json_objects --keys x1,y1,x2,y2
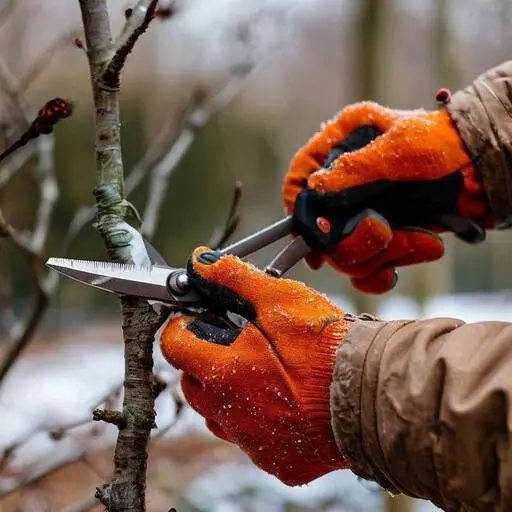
[
  {"x1": 160, "y1": 247, "x2": 349, "y2": 486},
  {"x1": 283, "y1": 101, "x2": 493, "y2": 293}
]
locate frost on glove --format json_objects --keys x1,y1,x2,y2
[
  {"x1": 160, "y1": 247, "x2": 349, "y2": 486},
  {"x1": 283, "y1": 102, "x2": 493, "y2": 293}
]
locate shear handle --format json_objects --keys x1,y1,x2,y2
[{"x1": 219, "y1": 216, "x2": 294, "y2": 259}]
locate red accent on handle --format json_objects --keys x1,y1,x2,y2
[{"x1": 316, "y1": 216, "x2": 331, "y2": 234}]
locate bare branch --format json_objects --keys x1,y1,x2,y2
[
  {"x1": 79, "y1": 0, "x2": 161, "y2": 509},
  {"x1": 0, "y1": 102, "x2": 71, "y2": 384},
  {"x1": 59, "y1": 494, "x2": 99, "y2": 512},
  {"x1": 209, "y1": 181, "x2": 243, "y2": 249},
  {"x1": 0, "y1": 143, "x2": 36, "y2": 189},
  {"x1": 18, "y1": 30, "x2": 82, "y2": 94},
  {"x1": 32, "y1": 135, "x2": 58, "y2": 252},
  {"x1": 114, "y1": 0, "x2": 157, "y2": 49},
  {"x1": 56, "y1": 403, "x2": 186, "y2": 512},
  {"x1": 60, "y1": 205, "x2": 96, "y2": 254},
  {"x1": 103, "y1": 0, "x2": 158, "y2": 89},
  {"x1": 0, "y1": 53, "x2": 26, "y2": 124},
  {"x1": 141, "y1": 129, "x2": 193, "y2": 239},
  {"x1": 92, "y1": 409, "x2": 127, "y2": 428},
  {"x1": 142, "y1": 69, "x2": 254, "y2": 238},
  {"x1": 0, "y1": 208, "x2": 45, "y2": 262},
  {"x1": 0, "y1": 97, "x2": 72, "y2": 165},
  {"x1": 0, "y1": 286, "x2": 49, "y2": 383},
  {"x1": 0, "y1": 379, "x2": 184, "y2": 498},
  {"x1": 0, "y1": 380, "x2": 124, "y2": 485},
  {"x1": 58, "y1": 111, "x2": 181, "y2": 252},
  {"x1": 70, "y1": 81, "x2": 249, "y2": 247},
  {"x1": 124, "y1": 115, "x2": 179, "y2": 195},
  {"x1": 0, "y1": 369, "x2": 179, "y2": 481},
  {"x1": 0, "y1": 449, "x2": 89, "y2": 495}
]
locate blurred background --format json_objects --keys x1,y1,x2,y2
[{"x1": 1, "y1": 0, "x2": 511, "y2": 510}]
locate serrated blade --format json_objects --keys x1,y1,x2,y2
[{"x1": 46, "y1": 257, "x2": 200, "y2": 304}]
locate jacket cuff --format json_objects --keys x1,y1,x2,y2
[
  {"x1": 329, "y1": 317, "x2": 412, "y2": 493},
  {"x1": 446, "y1": 61, "x2": 512, "y2": 228}
]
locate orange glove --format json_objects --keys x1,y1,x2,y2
[
  {"x1": 283, "y1": 101, "x2": 493, "y2": 294},
  {"x1": 160, "y1": 247, "x2": 349, "y2": 486}
]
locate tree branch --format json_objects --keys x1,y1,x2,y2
[
  {"x1": 18, "y1": 30, "x2": 81, "y2": 94},
  {"x1": 59, "y1": 494, "x2": 99, "y2": 512},
  {"x1": 0, "y1": 97, "x2": 72, "y2": 165},
  {"x1": 142, "y1": 68, "x2": 254, "y2": 238},
  {"x1": 32, "y1": 135, "x2": 58, "y2": 252},
  {"x1": 0, "y1": 99, "x2": 71, "y2": 384},
  {"x1": 208, "y1": 181, "x2": 243, "y2": 249},
  {"x1": 0, "y1": 208, "x2": 41, "y2": 258},
  {"x1": 103, "y1": 0, "x2": 158, "y2": 89},
  {"x1": 0, "y1": 285, "x2": 49, "y2": 383},
  {"x1": 78, "y1": 1, "x2": 160, "y2": 510},
  {"x1": 0, "y1": 53, "x2": 26, "y2": 125},
  {"x1": 0, "y1": 143, "x2": 35, "y2": 189},
  {"x1": 92, "y1": 408, "x2": 127, "y2": 428}
]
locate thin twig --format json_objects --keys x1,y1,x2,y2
[
  {"x1": 0, "y1": 450, "x2": 89, "y2": 495},
  {"x1": 0, "y1": 208, "x2": 41, "y2": 258},
  {"x1": 0, "y1": 392, "x2": 186, "y2": 498},
  {"x1": 0, "y1": 53, "x2": 26, "y2": 124},
  {"x1": 0, "y1": 286, "x2": 49, "y2": 383},
  {"x1": 103, "y1": 0, "x2": 158, "y2": 89},
  {"x1": 32, "y1": 135, "x2": 58, "y2": 252},
  {"x1": 59, "y1": 494, "x2": 99, "y2": 512},
  {"x1": 124, "y1": 114, "x2": 182, "y2": 195},
  {"x1": 142, "y1": 69, "x2": 254, "y2": 239},
  {"x1": 0, "y1": 97, "x2": 72, "y2": 165},
  {"x1": 60, "y1": 85, "x2": 242, "y2": 249},
  {"x1": 92, "y1": 409, "x2": 127, "y2": 428},
  {"x1": 114, "y1": 0, "x2": 156, "y2": 49},
  {"x1": 64, "y1": 398, "x2": 185, "y2": 512},
  {"x1": 0, "y1": 100, "x2": 72, "y2": 385},
  {"x1": 53, "y1": 407, "x2": 186, "y2": 512},
  {"x1": 18, "y1": 30, "x2": 81, "y2": 94},
  {"x1": 58, "y1": 114, "x2": 179, "y2": 253},
  {"x1": 0, "y1": 143, "x2": 36, "y2": 189},
  {"x1": 208, "y1": 181, "x2": 243, "y2": 249},
  {"x1": 0, "y1": 380, "x2": 124, "y2": 483}
]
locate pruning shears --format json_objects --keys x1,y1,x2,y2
[
  {"x1": 46, "y1": 126, "x2": 486, "y2": 306},
  {"x1": 46, "y1": 215, "x2": 303, "y2": 308},
  {"x1": 46, "y1": 190, "x2": 484, "y2": 308}
]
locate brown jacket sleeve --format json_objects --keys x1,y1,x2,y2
[
  {"x1": 330, "y1": 316, "x2": 512, "y2": 512},
  {"x1": 447, "y1": 60, "x2": 512, "y2": 228}
]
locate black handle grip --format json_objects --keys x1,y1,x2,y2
[{"x1": 292, "y1": 125, "x2": 485, "y2": 252}]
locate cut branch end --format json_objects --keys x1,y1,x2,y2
[{"x1": 92, "y1": 408, "x2": 127, "y2": 428}]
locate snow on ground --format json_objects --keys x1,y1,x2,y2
[{"x1": 3, "y1": 290, "x2": 510, "y2": 509}]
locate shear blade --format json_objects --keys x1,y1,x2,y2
[{"x1": 46, "y1": 257, "x2": 189, "y2": 303}]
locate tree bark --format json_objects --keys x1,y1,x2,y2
[{"x1": 78, "y1": 1, "x2": 159, "y2": 510}]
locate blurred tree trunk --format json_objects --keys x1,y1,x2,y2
[
  {"x1": 347, "y1": 0, "x2": 386, "y2": 315},
  {"x1": 426, "y1": 0, "x2": 456, "y2": 299},
  {"x1": 355, "y1": 0, "x2": 384, "y2": 100},
  {"x1": 406, "y1": 0, "x2": 458, "y2": 305},
  {"x1": 433, "y1": 0, "x2": 458, "y2": 89}
]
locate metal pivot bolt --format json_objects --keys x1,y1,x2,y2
[{"x1": 167, "y1": 270, "x2": 191, "y2": 296}]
